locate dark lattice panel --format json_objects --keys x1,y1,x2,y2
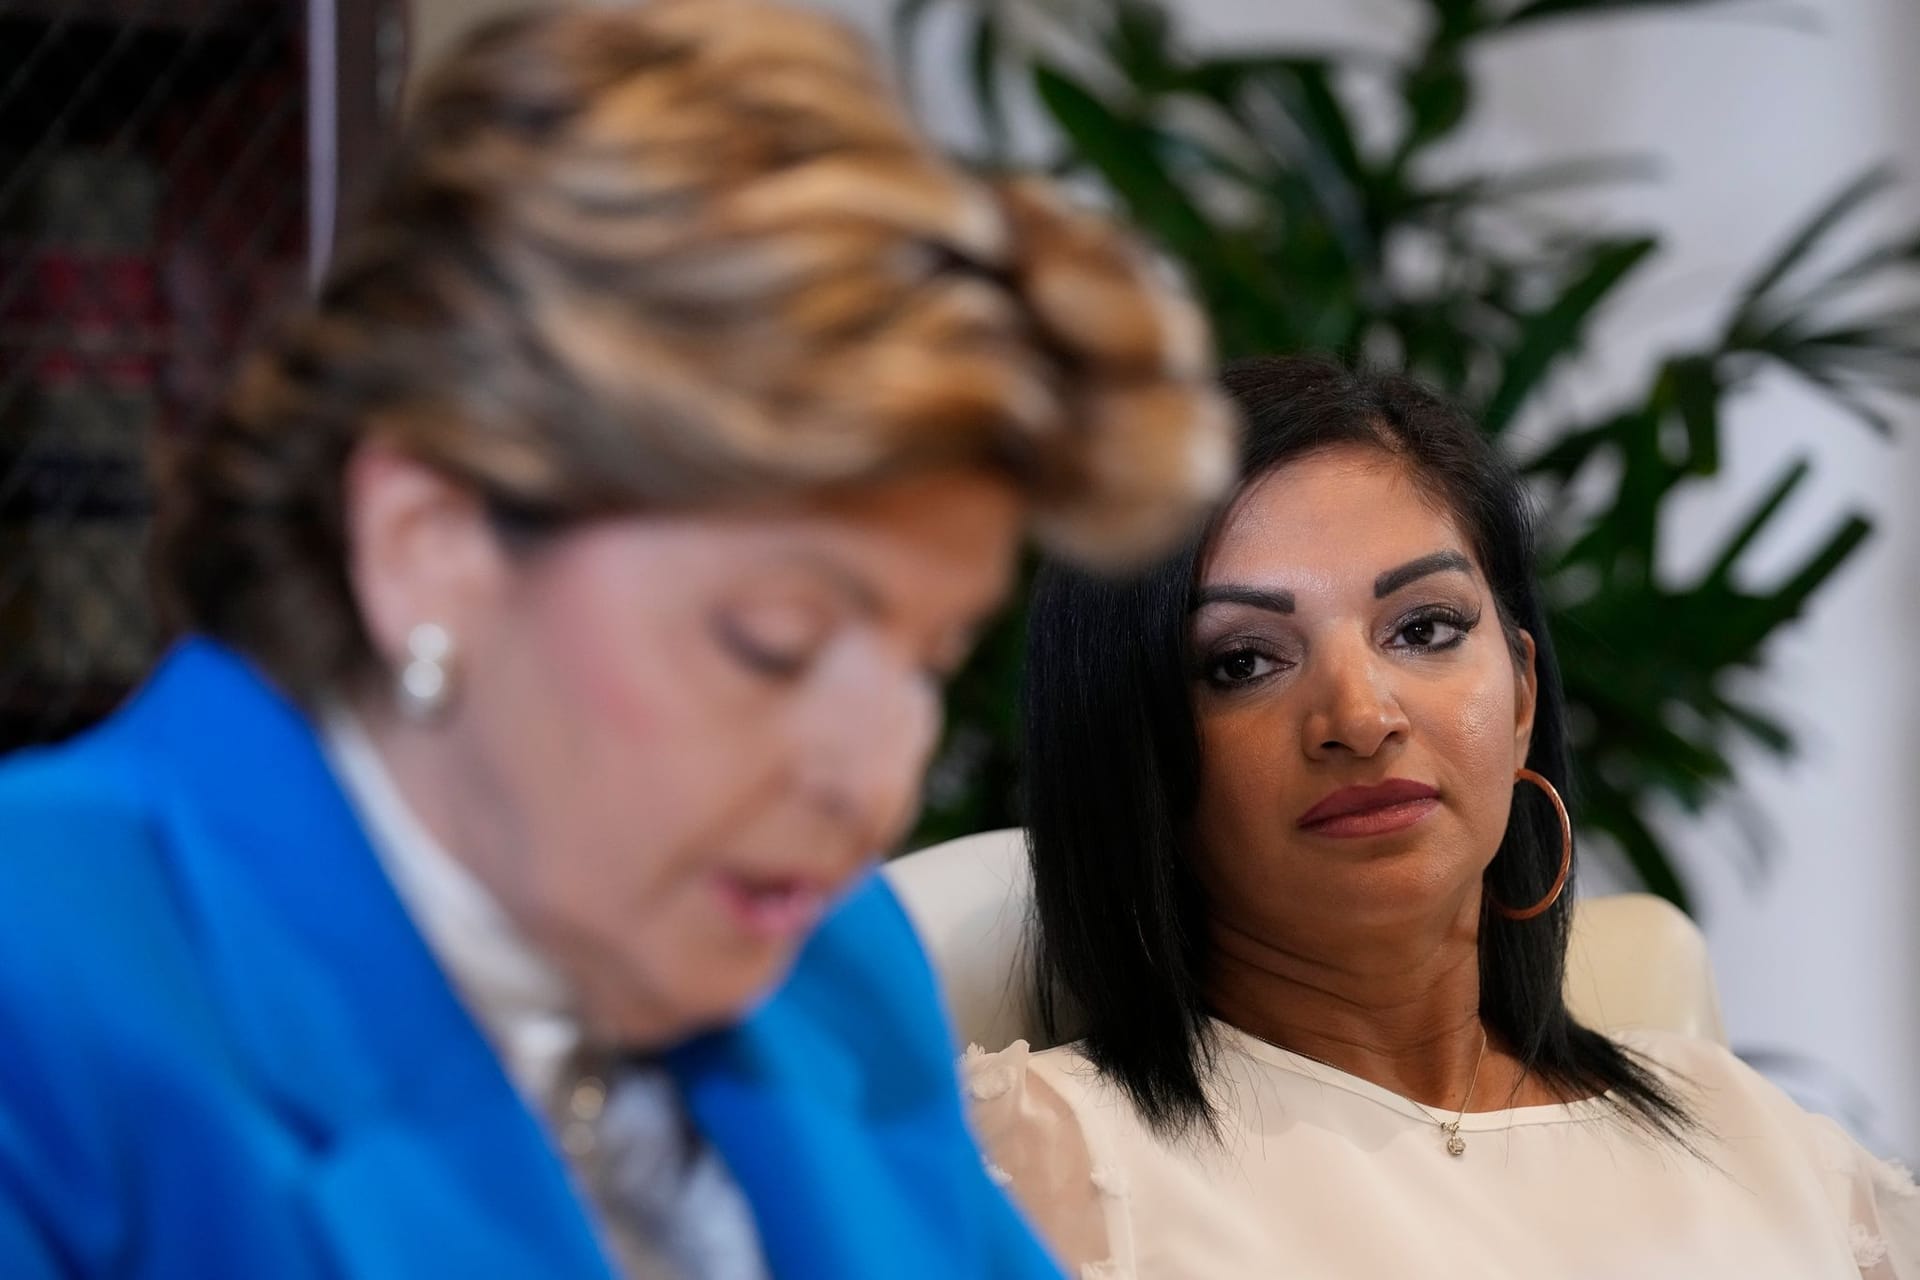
[{"x1": 0, "y1": 0, "x2": 308, "y2": 749}]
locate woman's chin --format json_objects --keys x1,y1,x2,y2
[
  {"x1": 673, "y1": 943, "x2": 813, "y2": 1035},
  {"x1": 1307, "y1": 856, "x2": 1483, "y2": 929},
  {"x1": 567, "y1": 937, "x2": 804, "y2": 1050}
]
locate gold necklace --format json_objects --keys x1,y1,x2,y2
[{"x1": 1243, "y1": 1024, "x2": 1491, "y2": 1159}]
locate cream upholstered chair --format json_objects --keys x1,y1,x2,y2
[{"x1": 882, "y1": 827, "x2": 1727, "y2": 1052}]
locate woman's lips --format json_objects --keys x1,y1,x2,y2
[
  {"x1": 1298, "y1": 780, "x2": 1441, "y2": 839},
  {"x1": 714, "y1": 873, "x2": 829, "y2": 939}
]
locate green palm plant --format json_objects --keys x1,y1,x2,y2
[{"x1": 900, "y1": 0, "x2": 1920, "y2": 911}]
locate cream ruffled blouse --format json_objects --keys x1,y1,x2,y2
[{"x1": 965, "y1": 1023, "x2": 1919, "y2": 1279}]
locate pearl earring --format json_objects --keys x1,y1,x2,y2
[{"x1": 395, "y1": 622, "x2": 456, "y2": 722}]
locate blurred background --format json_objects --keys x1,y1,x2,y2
[{"x1": 1, "y1": 0, "x2": 1913, "y2": 1159}]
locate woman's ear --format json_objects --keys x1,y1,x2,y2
[
  {"x1": 1512, "y1": 628, "x2": 1538, "y2": 769},
  {"x1": 342, "y1": 440, "x2": 505, "y2": 676}
]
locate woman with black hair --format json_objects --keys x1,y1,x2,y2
[{"x1": 967, "y1": 355, "x2": 1918, "y2": 1278}]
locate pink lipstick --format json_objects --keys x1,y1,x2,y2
[{"x1": 1297, "y1": 779, "x2": 1440, "y2": 839}]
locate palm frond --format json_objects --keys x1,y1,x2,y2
[{"x1": 1481, "y1": 237, "x2": 1657, "y2": 432}]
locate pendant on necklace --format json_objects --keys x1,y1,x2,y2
[{"x1": 1443, "y1": 1123, "x2": 1466, "y2": 1157}]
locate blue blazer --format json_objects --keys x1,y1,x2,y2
[{"x1": 0, "y1": 641, "x2": 1061, "y2": 1279}]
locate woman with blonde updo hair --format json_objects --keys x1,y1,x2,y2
[{"x1": 0, "y1": 5, "x2": 1233, "y2": 1278}]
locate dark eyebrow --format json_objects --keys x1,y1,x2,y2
[
  {"x1": 1191, "y1": 585, "x2": 1295, "y2": 615},
  {"x1": 1373, "y1": 551, "x2": 1474, "y2": 599}
]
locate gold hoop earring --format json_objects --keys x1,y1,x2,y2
[{"x1": 1488, "y1": 767, "x2": 1571, "y2": 922}]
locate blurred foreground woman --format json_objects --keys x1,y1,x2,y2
[{"x1": 0, "y1": 5, "x2": 1233, "y2": 1277}]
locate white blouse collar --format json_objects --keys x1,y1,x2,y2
[
  {"x1": 1212, "y1": 1018, "x2": 1619, "y2": 1130},
  {"x1": 320, "y1": 707, "x2": 581, "y2": 1107}
]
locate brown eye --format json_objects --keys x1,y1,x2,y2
[
  {"x1": 1204, "y1": 648, "x2": 1281, "y2": 688},
  {"x1": 1387, "y1": 607, "x2": 1476, "y2": 651}
]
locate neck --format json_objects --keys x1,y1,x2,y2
[
  {"x1": 341, "y1": 689, "x2": 688, "y2": 1053},
  {"x1": 1204, "y1": 900, "x2": 1494, "y2": 1110},
  {"x1": 345, "y1": 689, "x2": 502, "y2": 885}
]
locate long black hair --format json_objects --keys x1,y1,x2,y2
[{"x1": 1022, "y1": 354, "x2": 1693, "y2": 1140}]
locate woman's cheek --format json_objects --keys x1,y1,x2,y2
[{"x1": 1437, "y1": 678, "x2": 1520, "y2": 844}]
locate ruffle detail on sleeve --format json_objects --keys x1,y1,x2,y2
[
  {"x1": 1853, "y1": 1224, "x2": 1890, "y2": 1268},
  {"x1": 1872, "y1": 1160, "x2": 1918, "y2": 1202},
  {"x1": 1807, "y1": 1114, "x2": 1920, "y2": 1278},
  {"x1": 962, "y1": 1040, "x2": 1127, "y2": 1278},
  {"x1": 964, "y1": 1039, "x2": 1027, "y2": 1102}
]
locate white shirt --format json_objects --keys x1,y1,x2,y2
[
  {"x1": 321, "y1": 710, "x2": 581, "y2": 1106},
  {"x1": 966, "y1": 1023, "x2": 1920, "y2": 1279}
]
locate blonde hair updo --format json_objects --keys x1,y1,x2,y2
[{"x1": 156, "y1": 0, "x2": 1237, "y2": 699}]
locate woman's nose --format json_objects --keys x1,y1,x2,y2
[
  {"x1": 1300, "y1": 641, "x2": 1409, "y2": 762},
  {"x1": 800, "y1": 657, "x2": 942, "y2": 854}
]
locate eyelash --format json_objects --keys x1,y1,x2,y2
[
  {"x1": 1198, "y1": 640, "x2": 1288, "y2": 690},
  {"x1": 718, "y1": 617, "x2": 972, "y2": 691},
  {"x1": 1198, "y1": 605, "x2": 1481, "y2": 690},
  {"x1": 1388, "y1": 604, "x2": 1479, "y2": 653},
  {"x1": 715, "y1": 615, "x2": 816, "y2": 681}
]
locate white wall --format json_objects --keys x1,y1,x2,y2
[{"x1": 819, "y1": 0, "x2": 1920, "y2": 1157}]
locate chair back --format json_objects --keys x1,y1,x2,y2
[{"x1": 882, "y1": 828, "x2": 1727, "y2": 1050}]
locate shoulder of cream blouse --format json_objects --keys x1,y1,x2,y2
[{"x1": 964, "y1": 1029, "x2": 1920, "y2": 1280}]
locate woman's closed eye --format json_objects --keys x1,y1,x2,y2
[
  {"x1": 715, "y1": 603, "x2": 835, "y2": 680},
  {"x1": 1386, "y1": 605, "x2": 1478, "y2": 652}
]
